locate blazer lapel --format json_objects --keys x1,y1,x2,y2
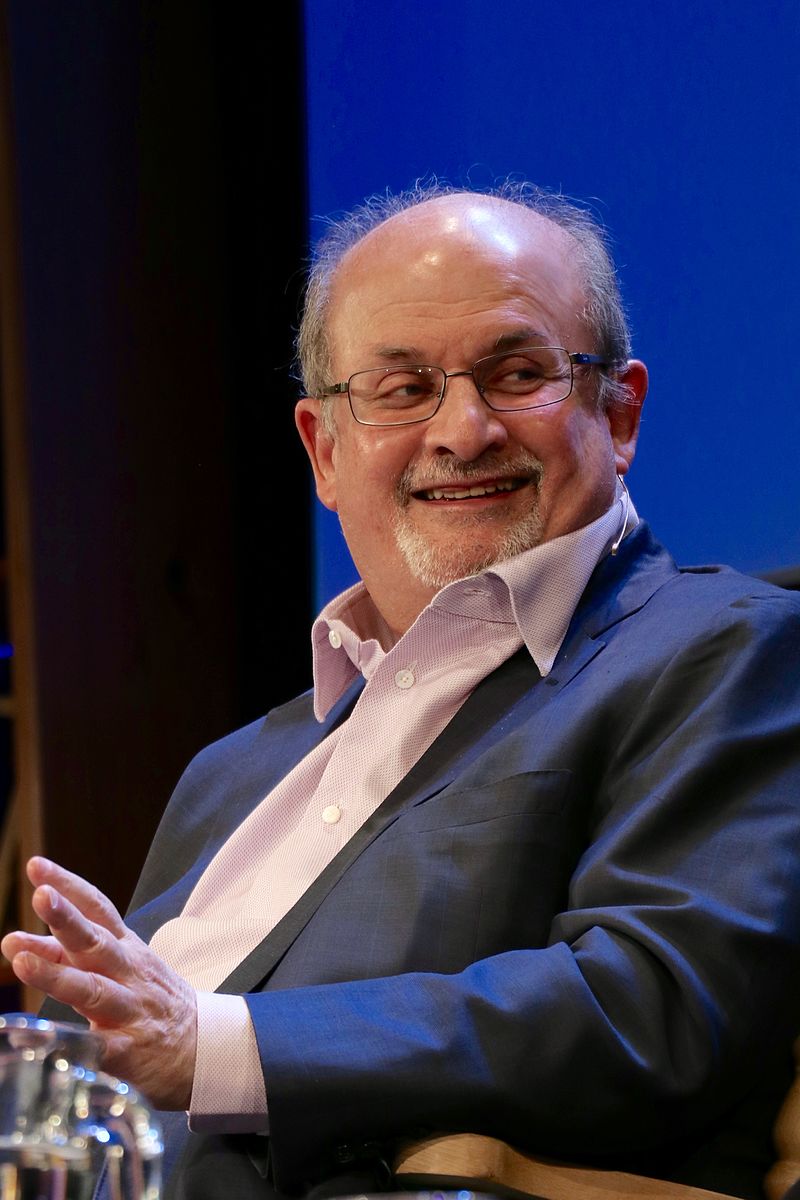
[
  {"x1": 545, "y1": 522, "x2": 680, "y2": 693},
  {"x1": 218, "y1": 647, "x2": 541, "y2": 994}
]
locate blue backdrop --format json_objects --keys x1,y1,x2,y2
[{"x1": 303, "y1": 0, "x2": 800, "y2": 606}]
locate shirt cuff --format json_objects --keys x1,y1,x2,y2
[{"x1": 188, "y1": 992, "x2": 269, "y2": 1134}]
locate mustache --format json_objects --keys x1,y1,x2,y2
[{"x1": 395, "y1": 452, "x2": 545, "y2": 504}]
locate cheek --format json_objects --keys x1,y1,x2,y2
[
  {"x1": 541, "y1": 405, "x2": 614, "y2": 473},
  {"x1": 521, "y1": 407, "x2": 617, "y2": 527},
  {"x1": 331, "y1": 447, "x2": 401, "y2": 539},
  {"x1": 335, "y1": 429, "x2": 419, "y2": 502}
]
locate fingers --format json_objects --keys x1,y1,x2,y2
[
  {"x1": 8, "y1": 949, "x2": 133, "y2": 1025},
  {"x1": 5, "y1": 857, "x2": 138, "y2": 998},
  {"x1": 26, "y1": 857, "x2": 126, "y2": 936},
  {"x1": 1, "y1": 930, "x2": 65, "y2": 965},
  {"x1": 32, "y1": 884, "x2": 112, "y2": 960},
  {"x1": 6, "y1": 870, "x2": 137, "y2": 1025}
]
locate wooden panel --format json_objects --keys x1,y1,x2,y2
[
  {"x1": 0, "y1": 1, "x2": 44, "y2": 1008},
  {"x1": 0, "y1": 3, "x2": 310, "y2": 934}
]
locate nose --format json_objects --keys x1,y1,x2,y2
[{"x1": 421, "y1": 371, "x2": 509, "y2": 461}]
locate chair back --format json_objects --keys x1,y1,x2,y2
[{"x1": 766, "y1": 1038, "x2": 800, "y2": 1200}]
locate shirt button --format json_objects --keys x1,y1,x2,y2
[
  {"x1": 395, "y1": 668, "x2": 415, "y2": 689},
  {"x1": 328, "y1": 629, "x2": 342, "y2": 649},
  {"x1": 322, "y1": 805, "x2": 342, "y2": 824}
]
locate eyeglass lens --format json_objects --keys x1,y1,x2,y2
[{"x1": 348, "y1": 347, "x2": 573, "y2": 425}]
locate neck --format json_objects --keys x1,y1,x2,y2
[{"x1": 365, "y1": 578, "x2": 440, "y2": 639}]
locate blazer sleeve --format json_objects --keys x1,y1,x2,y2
[{"x1": 244, "y1": 591, "x2": 800, "y2": 1191}]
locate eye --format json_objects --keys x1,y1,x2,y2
[
  {"x1": 371, "y1": 368, "x2": 438, "y2": 408},
  {"x1": 482, "y1": 349, "x2": 568, "y2": 393}
]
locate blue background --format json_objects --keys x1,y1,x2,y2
[{"x1": 302, "y1": 0, "x2": 800, "y2": 606}]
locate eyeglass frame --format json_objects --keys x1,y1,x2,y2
[{"x1": 319, "y1": 346, "x2": 617, "y2": 427}]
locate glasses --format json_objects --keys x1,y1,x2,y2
[{"x1": 320, "y1": 346, "x2": 613, "y2": 427}]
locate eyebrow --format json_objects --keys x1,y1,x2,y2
[
  {"x1": 368, "y1": 345, "x2": 427, "y2": 363},
  {"x1": 366, "y1": 329, "x2": 553, "y2": 365},
  {"x1": 493, "y1": 328, "x2": 552, "y2": 351}
]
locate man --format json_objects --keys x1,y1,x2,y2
[{"x1": 4, "y1": 183, "x2": 800, "y2": 1200}]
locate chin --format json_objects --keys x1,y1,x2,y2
[{"x1": 393, "y1": 509, "x2": 545, "y2": 592}]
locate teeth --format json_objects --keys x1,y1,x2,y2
[{"x1": 422, "y1": 479, "x2": 521, "y2": 501}]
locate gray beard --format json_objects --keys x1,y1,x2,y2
[{"x1": 391, "y1": 452, "x2": 545, "y2": 591}]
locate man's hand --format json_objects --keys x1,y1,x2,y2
[{"x1": 1, "y1": 856, "x2": 196, "y2": 1110}]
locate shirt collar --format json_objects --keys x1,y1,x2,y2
[
  {"x1": 311, "y1": 487, "x2": 637, "y2": 720},
  {"x1": 484, "y1": 488, "x2": 637, "y2": 675}
]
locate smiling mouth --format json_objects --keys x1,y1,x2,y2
[{"x1": 416, "y1": 477, "x2": 529, "y2": 502}]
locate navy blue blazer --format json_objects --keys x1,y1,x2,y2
[{"x1": 114, "y1": 525, "x2": 800, "y2": 1199}]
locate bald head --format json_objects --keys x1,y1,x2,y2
[
  {"x1": 338, "y1": 192, "x2": 577, "y2": 270},
  {"x1": 330, "y1": 195, "x2": 585, "y2": 334}
]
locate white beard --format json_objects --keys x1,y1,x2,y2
[{"x1": 390, "y1": 452, "x2": 545, "y2": 591}]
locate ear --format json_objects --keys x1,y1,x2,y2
[
  {"x1": 295, "y1": 398, "x2": 339, "y2": 511},
  {"x1": 607, "y1": 359, "x2": 648, "y2": 475}
]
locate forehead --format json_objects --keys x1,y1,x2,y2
[{"x1": 327, "y1": 196, "x2": 590, "y2": 368}]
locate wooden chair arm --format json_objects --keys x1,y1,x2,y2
[{"x1": 394, "y1": 1133, "x2": 737, "y2": 1200}]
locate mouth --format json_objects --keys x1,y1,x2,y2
[{"x1": 414, "y1": 477, "x2": 531, "y2": 502}]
